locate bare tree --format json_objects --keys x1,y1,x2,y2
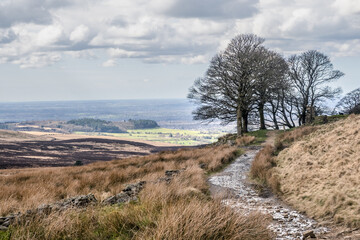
[
  {"x1": 335, "y1": 87, "x2": 360, "y2": 114},
  {"x1": 188, "y1": 34, "x2": 266, "y2": 136},
  {"x1": 254, "y1": 50, "x2": 288, "y2": 129},
  {"x1": 288, "y1": 50, "x2": 343, "y2": 125},
  {"x1": 266, "y1": 77, "x2": 295, "y2": 129}
]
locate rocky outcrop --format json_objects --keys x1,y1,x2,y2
[
  {"x1": 102, "y1": 181, "x2": 146, "y2": 205},
  {"x1": 0, "y1": 194, "x2": 98, "y2": 231}
]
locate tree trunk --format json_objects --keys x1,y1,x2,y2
[
  {"x1": 242, "y1": 112, "x2": 249, "y2": 133},
  {"x1": 236, "y1": 107, "x2": 243, "y2": 136},
  {"x1": 301, "y1": 104, "x2": 307, "y2": 125},
  {"x1": 272, "y1": 112, "x2": 279, "y2": 130},
  {"x1": 258, "y1": 103, "x2": 266, "y2": 130},
  {"x1": 280, "y1": 101, "x2": 293, "y2": 128}
]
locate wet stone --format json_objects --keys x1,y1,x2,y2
[{"x1": 208, "y1": 149, "x2": 329, "y2": 240}]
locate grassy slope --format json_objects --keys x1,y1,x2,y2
[
  {"x1": 275, "y1": 115, "x2": 360, "y2": 227},
  {"x1": 0, "y1": 141, "x2": 271, "y2": 239}
]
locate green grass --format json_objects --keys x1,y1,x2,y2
[
  {"x1": 75, "y1": 128, "x2": 226, "y2": 146},
  {"x1": 245, "y1": 129, "x2": 268, "y2": 145},
  {"x1": 312, "y1": 114, "x2": 348, "y2": 125},
  {"x1": 0, "y1": 230, "x2": 11, "y2": 240}
]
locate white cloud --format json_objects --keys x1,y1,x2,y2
[
  {"x1": 0, "y1": 0, "x2": 360, "y2": 68},
  {"x1": 333, "y1": 0, "x2": 360, "y2": 15},
  {"x1": 102, "y1": 59, "x2": 116, "y2": 67},
  {"x1": 12, "y1": 52, "x2": 61, "y2": 68},
  {"x1": 69, "y1": 25, "x2": 90, "y2": 43},
  {"x1": 36, "y1": 24, "x2": 63, "y2": 46},
  {"x1": 181, "y1": 55, "x2": 209, "y2": 64}
]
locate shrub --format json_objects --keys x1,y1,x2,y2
[{"x1": 74, "y1": 160, "x2": 83, "y2": 166}]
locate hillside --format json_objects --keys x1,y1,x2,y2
[{"x1": 275, "y1": 114, "x2": 360, "y2": 227}]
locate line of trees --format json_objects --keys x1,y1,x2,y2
[{"x1": 188, "y1": 34, "x2": 344, "y2": 136}]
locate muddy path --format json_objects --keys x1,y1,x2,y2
[{"x1": 209, "y1": 147, "x2": 328, "y2": 240}]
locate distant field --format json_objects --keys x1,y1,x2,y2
[{"x1": 75, "y1": 128, "x2": 226, "y2": 146}]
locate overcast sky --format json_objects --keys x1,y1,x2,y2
[{"x1": 0, "y1": 0, "x2": 359, "y2": 102}]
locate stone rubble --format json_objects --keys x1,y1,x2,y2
[
  {"x1": 209, "y1": 148, "x2": 329, "y2": 240},
  {"x1": 102, "y1": 181, "x2": 146, "y2": 205}
]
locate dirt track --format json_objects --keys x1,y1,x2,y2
[{"x1": 0, "y1": 138, "x2": 184, "y2": 169}]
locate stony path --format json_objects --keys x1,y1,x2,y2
[{"x1": 209, "y1": 148, "x2": 328, "y2": 240}]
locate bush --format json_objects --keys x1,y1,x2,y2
[{"x1": 74, "y1": 160, "x2": 83, "y2": 166}]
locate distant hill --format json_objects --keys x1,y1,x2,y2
[
  {"x1": 67, "y1": 118, "x2": 126, "y2": 133},
  {"x1": 0, "y1": 118, "x2": 160, "y2": 134}
]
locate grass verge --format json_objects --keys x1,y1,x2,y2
[{"x1": 250, "y1": 126, "x2": 319, "y2": 194}]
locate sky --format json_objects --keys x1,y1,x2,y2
[{"x1": 0, "y1": 0, "x2": 359, "y2": 102}]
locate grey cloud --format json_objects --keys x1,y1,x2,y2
[
  {"x1": 0, "y1": 29, "x2": 17, "y2": 44},
  {"x1": 164, "y1": 0, "x2": 259, "y2": 19},
  {"x1": 110, "y1": 17, "x2": 128, "y2": 27},
  {"x1": 0, "y1": 0, "x2": 72, "y2": 28}
]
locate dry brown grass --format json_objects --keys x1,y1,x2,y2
[
  {"x1": 0, "y1": 144, "x2": 272, "y2": 239},
  {"x1": 8, "y1": 177, "x2": 271, "y2": 240},
  {"x1": 250, "y1": 145, "x2": 280, "y2": 193},
  {"x1": 250, "y1": 125, "x2": 320, "y2": 193},
  {"x1": 236, "y1": 135, "x2": 256, "y2": 146},
  {"x1": 275, "y1": 114, "x2": 360, "y2": 227},
  {"x1": 0, "y1": 145, "x2": 239, "y2": 216},
  {"x1": 274, "y1": 125, "x2": 319, "y2": 152}
]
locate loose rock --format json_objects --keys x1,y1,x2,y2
[{"x1": 303, "y1": 230, "x2": 316, "y2": 239}]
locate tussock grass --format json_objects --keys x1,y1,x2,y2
[
  {"x1": 0, "y1": 145, "x2": 272, "y2": 239},
  {"x1": 275, "y1": 126, "x2": 319, "y2": 152},
  {"x1": 0, "y1": 145, "x2": 238, "y2": 216},
  {"x1": 250, "y1": 145, "x2": 280, "y2": 193},
  {"x1": 275, "y1": 114, "x2": 360, "y2": 227}
]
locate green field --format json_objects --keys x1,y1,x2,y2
[{"x1": 75, "y1": 128, "x2": 227, "y2": 146}]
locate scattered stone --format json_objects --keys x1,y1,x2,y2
[
  {"x1": 0, "y1": 225, "x2": 8, "y2": 231},
  {"x1": 199, "y1": 163, "x2": 207, "y2": 169},
  {"x1": 102, "y1": 181, "x2": 146, "y2": 205},
  {"x1": 158, "y1": 169, "x2": 185, "y2": 183},
  {"x1": 61, "y1": 193, "x2": 97, "y2": 209},
  {"x1": 165, "y1": 170, "x2": 180, "y2": 177},
  {"x1": 2, "y1": 220, "x2": 10, "y2": 227},
  {"x1": 303, "y1": 230, "x2": 316, "y2": 239}
]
